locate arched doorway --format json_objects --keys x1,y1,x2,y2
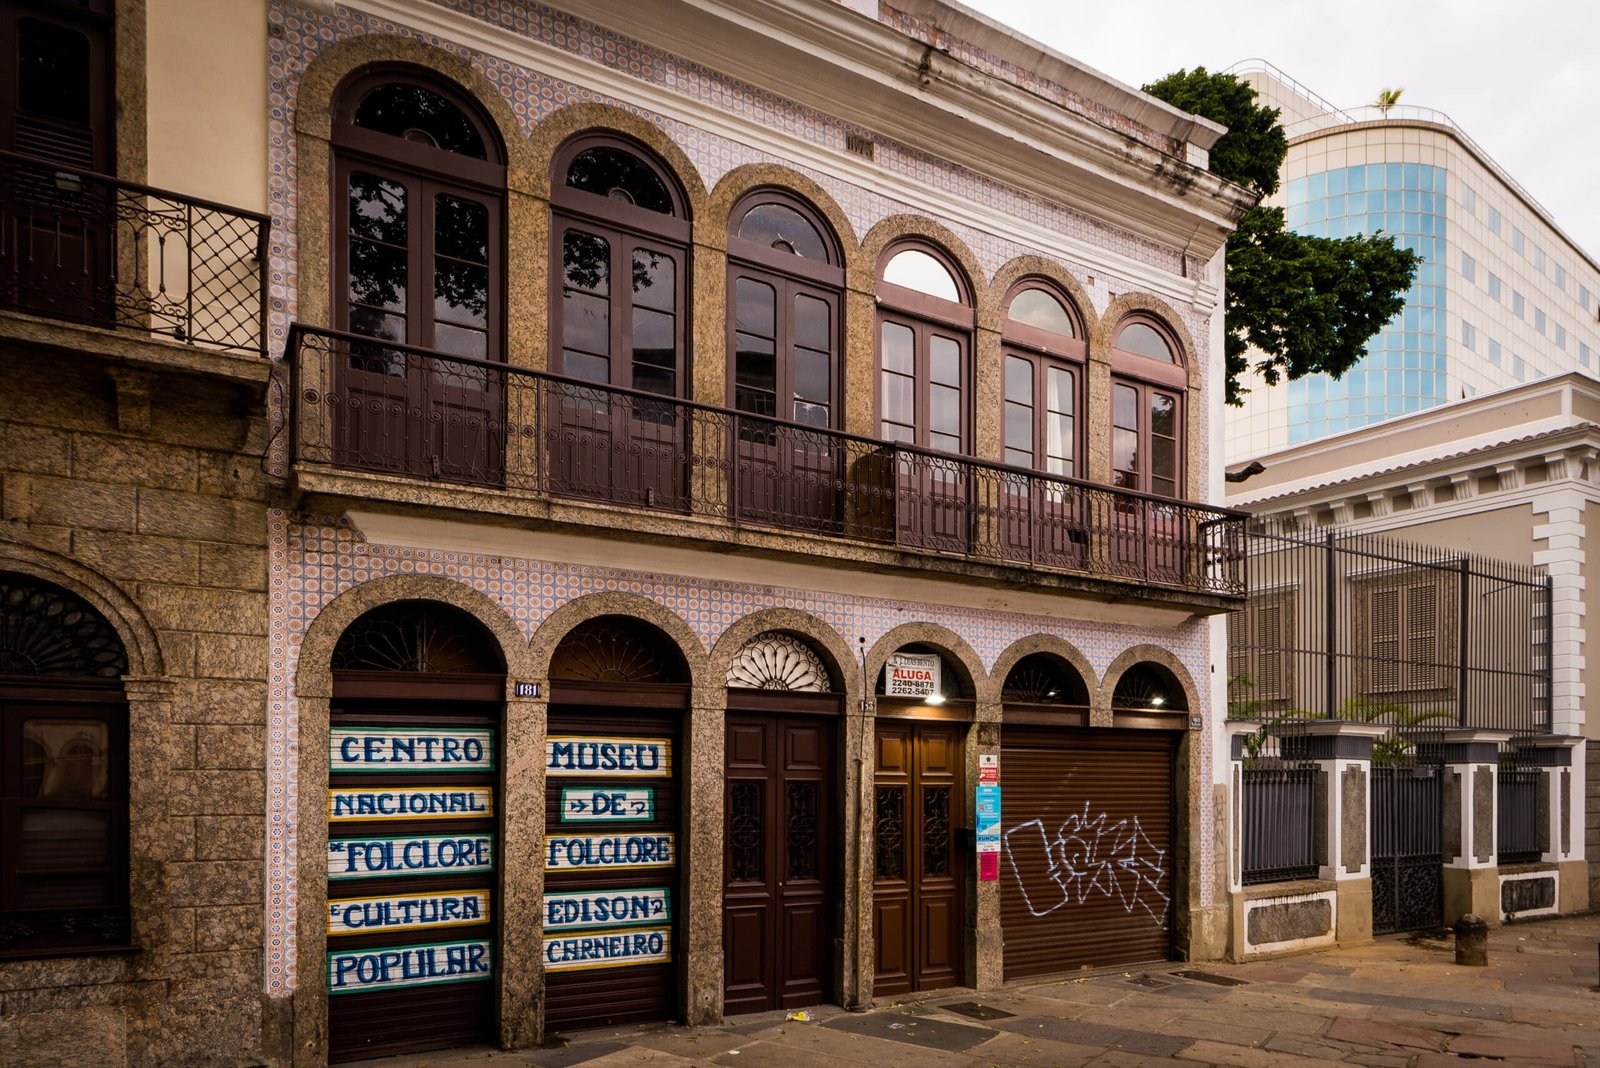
[
  {"x1": 871, "y1": 643, "x2": 973, "y2": 996},
  {"x1": 324, "y1": 600, "x2": 506, "y2": 1063},
  {"x1": 722, "y1": 630, "x2": 843, "y2": 1014},
  {"x1": 542, "y1": 615, "x2": 689, "y2": 1033},
  {"x1": 0, "y1": 572, "x2": 130, "y2": 957},
  {"x1": 999, "y1": 653, "x2": 1176, "y2": 979}
]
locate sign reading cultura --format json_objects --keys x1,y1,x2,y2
[
  {"x1": 328, "y1": 889, "x2": 491, "y2": 935},
  {"x1": 886, "y1": 651, "x2": 941, "y2": 698},
  {"x1": 330, "y1": 727, "x2": 495, "y2": 772}
]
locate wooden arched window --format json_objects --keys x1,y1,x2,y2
[
  {"x1": 1, "y1": 0, "x2": 113, "y2": 170},
  {"x1": 876, "y1": 242, "x2": 974, "y2": 454},
  {"x1": 1001, "y1": 281, "x2": 1085, "y2": 478},
  {"x1": 1110, "y1": 315, "x2": 1187, "y2": 499}
]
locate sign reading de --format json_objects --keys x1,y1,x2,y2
[
  {"x1": 328, "y1": 889, "x2": 491, "y2": 936},
  {"x1": 543, "y1": 926, "x2": 671, "y2": 972},
  {"x1": 546, "y1": 736, "x2": 671, "y2": 777},
  {"x1": 329, "y1": 835, "x2": 493, "y2": 880},
  {"x1": 545, "y1": 833, "x2": 675, "y2": 871},
  {"x1": 886, "y1": 651, "x2": 941, "y2": 699},
  {"x1": 330, "y1": 727, "x2": 494, "y2": 773},
  {"x1": 561, "y1": 787, "x2": 654, "y2": 822},
  {"x1": 543, "y1": 887, "x2": 670, "y2": 932},
  {"x1": 327, "y1": 939, "x2": 492, "y2": 994}
]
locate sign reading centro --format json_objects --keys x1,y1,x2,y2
[
  {"x1": 886, "y1": 651, "x2": 941, "y2": 698},
  {"x1": 330, "y1": 727, "x2": 494, "y2": 773},
  {"x1": 546, "y1": 736, "x2": 670, "y2": 777}
]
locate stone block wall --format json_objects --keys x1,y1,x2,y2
[{"x1": 0, "y1": 339, "x2": 270, "y2": 1067}]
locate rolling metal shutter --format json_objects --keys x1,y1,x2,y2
[{"x1": 999, "y1": 728, "x2": 1175, "y2": 980}]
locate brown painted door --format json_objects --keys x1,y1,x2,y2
[
  {"x1": 999, "y1": 728, "x2": 1174, "y2": 980},
  {"x1": 872, "y1": 721, "x2": 964, "y2": 996},
  {"x1": 722, "y1": 712, "x2": 837, "y2": 1014}
]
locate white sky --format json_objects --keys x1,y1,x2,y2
[{"x1": 966, "y1": 0, "x2": 1600, "y2": 260}]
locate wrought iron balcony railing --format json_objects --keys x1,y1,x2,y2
[
  {"x1": 288, "y1": 325, "x2": 1246, "y2": 597},
  {"x1": 0, "y1": 150, "x2": 269, "y2": 355}
]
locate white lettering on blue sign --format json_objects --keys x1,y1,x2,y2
[
  {"x1": 328, "y1": 835, "x2": 494, "y2": 880},
  {"x1": 327, "y1": 889, "x2": 491, "y2": 936},
  {"x1": 327, "y1": 939, "x2": 492, "y2": 994},
  {"x1": 330, "y1": 727, "x2": 494, "y2": 773},
  {"x1": 560, "y1": 787, "x2": 653, "y2": 822},
  {"x1": 328, "y1": 786, "x2": 493, "y2": 822},
  {"x1": 546, "y1": 736, "x2": 671, "y2": 777},
  {"x1": 543, "y1": 926, "x2": 671, "y2": 972},
  {"x1": 542, "y1": 888, "x2": 670, "y2": 932},
  {"x1": 545, "y1": 833, "x2": 674, "y2": 871}
]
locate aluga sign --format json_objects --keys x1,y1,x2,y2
[{"x1": 886, "y1": 651, "x2": 941, "y2": 698}]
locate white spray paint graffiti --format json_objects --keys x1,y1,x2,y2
[{"x1": 1002, "y1": 803, "x2": 1168, "y2": 925}]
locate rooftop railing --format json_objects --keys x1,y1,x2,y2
[
  {"x1": 0, "y1": 150, "x2": 270, "y2": 356},
  {"x1": 288, "y1": 324, "x2": 1246, "y2": 597}
]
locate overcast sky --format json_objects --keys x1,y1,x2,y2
[{"x1": 966, "y1": 0, "x2": 1600, "y2": 260}]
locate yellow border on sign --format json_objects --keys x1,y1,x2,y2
[
  {"x1": 545, "y1": 735, "x2": 672, "y2": 777},
  {"x1": 543, "y1": 833, "x2": 675, "y2": 872},
  {"x1": 327, "y1": 786, "x2": 495, "y2": 823},
  {"x1": 327, "y1": 888, "x2": 493, "y2": 936},
  {"x1": 541, "y1": 925, "x2": 672, "y2": 972}
]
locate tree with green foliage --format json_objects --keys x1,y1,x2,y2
[{"x1": 1144, "y1": 69, "x2": 1420, "y2": 405}]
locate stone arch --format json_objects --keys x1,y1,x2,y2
[
  {"x1": 859, "y1": 214, "x2": 992, "y2": 322},
  {"x1": 988, "y1": 633, "x2": 1098, "y2": 707},
  {"x1": 529, "y1": 591, "x2": 709, "y2": 695},
  {"x1": 531, "y1": 102, "x2": 709, "y2": 216},
  {"x1": 0, "y1": 544, "x2": 164, "y2": 678},
  {"x1": 1096, "y1": 292, "x2": 1202, "y2": 390},
  {"x1": 991, "y1": 254, "x2": 1100, "y2": 341},
  {"x1": 708, "y1": 165, "x2": 860, "y2": 266},
  {"x1": 294, "y1": 574, "x2": 528, "y2": 699},
  {"x1": 864, "y1": 622, "x2": 987, "y2": 702},
  {"x1": 710, "y1": 608, "x2": 860, "y2": 699},
  {"x1": 1097, "y1": 644, "x2": 1201, "y2": 716}
]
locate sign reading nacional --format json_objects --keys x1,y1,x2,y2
[
  {"x1": 543, "y1": 887, "x2": 670, "y2": 932},
  {"x1": 328, "y1": 889, "x2": 491, "y2": 936},
  {"x1": 329, "y1": 835, "x2": 493, "y2": 880},
  {"x1": 545, "y1": 832, "x2": 674, "y2": 871},
  {"x1": 560, "y1": 787, "x2": 654, "y2": 822},
  {"x1": 543, "y1": 926, "x2": 671, "y2": 972},
  {"x1": 885, "y1": 651, "x2": 941, "y2": 698},
  {"x1": 330, "y1": 727, "x2": 495, "y2": 773},
  {"x1": 327, "y1": 939, "x2": 491, "y2": 994},
  {"x1": 546, "y1": 736, "x2": 671, "y2": 777},
  {"x1": 329, "y1": 786, "x2": 493, "y2": 822}
]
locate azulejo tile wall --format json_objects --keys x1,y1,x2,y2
[{"x1": 264, "y1": 510, "x2": 1216, "y2": 992}]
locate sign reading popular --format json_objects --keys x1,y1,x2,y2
[
  {"x1": 327, "y1": 889, "x2": 491, "y2": 936},
  {"x1": 546, "y1": 736, "x2": 671, "y2": 777},
  {"x1": 327, "y1": 939, "x2": 491, "y2": 994},
  {"x1": 545, "y1": 832, "x2": 674, "y2": 871},
  {"x1": 543, "y1": 926, "x2": 671, "y2": 972},
  {"x1": 330, "y1": 727, "x2": 495, "y2": 773},
  {"x1": 329, "y1": 834, "x2": 493, "y2": 880},
  {"x1": 885, "y1": 651, "x2": 941, "y2": 698},
  {"x1": 542, "y1": 887, "x2": 670, "y2": 932},
  {"x1": 328, "y1": 786, "x2": 493, "y2": 822}
]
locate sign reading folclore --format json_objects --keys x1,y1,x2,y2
[
  {"x1": 328, "y1": 834, "x2": 494, "y2": 880},
  {"x1": 545, "y1": 833, "x2": 674, "y2": 870},
  {"x1": 886, "y1": 652, "x2": 941, "y2": 698}
]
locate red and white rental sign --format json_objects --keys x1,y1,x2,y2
[{"x1": 885, "y1": 651, "x2": 941, "y2": 698}]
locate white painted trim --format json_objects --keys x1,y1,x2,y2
[
  {"x1": 1240, "y1": 889, "x2": 1338, "y2": 955},
  {"x1": 1497, "y1": 869, "x2": 1559, "y2": 921}
]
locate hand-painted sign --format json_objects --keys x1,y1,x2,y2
[
  {"x1": 329, "y1": 834, "x2": 493, "y2": 880},
  {"x1": 328, "y1": 889, "x2": 491, "y2": 936},
  {"x1": 543, "y1": 926, "x2": 671, "y2": 972},
  {"x1": 330, "y1": 727, "x2": 495, "y2": 773},
  {"x1": 560, "y1": 787, "x2": 654, "y2": 822},
  {"x1": 542, "y1": 887, "x2": 670, "y2": 932},
  {"x1": 975, "y1": 783, "x2": 1001, "y2": 882},
  {"x1": 327, "y1": 939, "x2": 492, "y2": 994},
  {"x1": 978, "y1": 753, "x2": 999, "y2": 785},
  {"x1": 886, "y1": 651, "x2": 941, "y2": 698},
  {"x1": 328, "y1": 786, "x2": 493, "y2": 822},
  {"x1": 545, "y1": 833, "x2": 674, "y2": 871},
  {"x1": 546, "y1": 736, "x2": 671, "y2": 777}
]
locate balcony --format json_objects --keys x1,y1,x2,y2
[
  {"x1": 0, "y1": 150, "x2": 269, "y2": 357},
  {"x1": 288, "y1": 325, "x2": 1246, "y2": 603}
]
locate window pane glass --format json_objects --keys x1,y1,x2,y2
[
  {"x1": 1047, "y1": 413, "x2": 1073, "y2": 473},
  {"x1": 1150, "y1": 392, "x2": 1177, "y2": 437},
  {"x1": 929, "y1": 336, "x2": 961, "y2": 386},
  {"x1": 1004, "y1": 355, "x2": 1031, "y2": 403},
  {"x1": 1047, "y1": 367, "x2": 1074, "y2": 415},
  {"x1": 434, "y1": 261, "x2": 486, "y2": 327},
  {"x1": 434, "y1": 194, "x2": 488, "y2": 263},
  {"x1": 1007, "y1": 288, "x2": 1075, "y2": 336},
  {"x1": 1113, "y1": 427, "x2": 1138, "y2": 474},
  {"x1": 356, "y1": 84, "x2": 488, "y2": 158},
  {"x1": 563, "y1": 350, "x2": 608, "y2": 383},
  {"x1": 433, "y1": 322, "x2": 486, "y2": 360},
  {"x1": 794, "y1": 347, "x2": 830, "y2": 405},
  {"x1": 735, "y1": 333, "x2": 776, "y2": 391},
  {"x1": 881, "y1": 370, "x2": 914, "y2": 428},
  {"x1": 1152, "y1": 436, "x2": 1177, "y2": 480},
  {"x1": 882, "y1": 249, "x2": 960, "y2": 302},
  {"x1": 794, "y1": 294, "x2": 830, "y2": 352},
  {"x1": 349, "y1": 241, "x2": 406, "y2": 312},
  {"x1": 632, "y1": 307, "x2": 675, "y2": 370},
  {"x1": 349, "y1": 173, "x2": 408, "y2": 244},
  {"x1": 562, "y1": 231, "x2": 609, "y2": 295},
  {"x1": 633, "y1": 250, "x2": 675, "y2": 312},
  {"x1": 734, "y1": 277, "x2": 775, "y2": 339},
  {"x1": 23, "y1": 721, "x2": 110, "y2": 799},
  {"x1": 566, "y1": 147, "x2": 673, "y2": 214},
  {"x1": 632, "y1": 364, "x2": 675, "y2": 398},
  {"x1": 20, "y1": 809, "x2": 111, "y2": 873},
  {"x1": 562, "y1": 291, "x2": 608, "y2": 354},
  {"x1": 1113, "y1": 383, "x2": 1139, "y2": 429},
  {"x1": 880, "y1": 321, "x2": 914, "y2": 374},
  {"x1": 18, "y1": 19, "x2": 91, "y2": 124},
  {"x1": 739, "y1": 203, "x2": 829, "y2": 261},
  {"x1": 930, "y1": 432, "x2": 960, "y2": 454},
  {"x1": 930, "y1": 383, "x2": 960, "y2": 437},
  {"x1": 1117, "y1": 322, "x2": 1174, "y2": 362}
]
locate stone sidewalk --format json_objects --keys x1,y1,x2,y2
[{"x1": 353, "y1": 914, "x2": 1600, "y2": 1067}]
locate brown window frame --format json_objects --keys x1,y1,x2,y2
[
  {"x1": 1355, "y1": 568, "x2": 1456, "y2": 699},
  {"x1": 874, "y1": 241, "x2": 975, "y2": 454},
  {"x1": 1, "y1": 0, "x2": 114, "y2": 170},
  {"x1": 1228, "y1": 589, "x2": 1297, "y2": 708},
  {"x1": 1110, "y1": 315, "x2": 1188, "y2": 499},
  {"x1": 549, "y1": 132, "x2": 692, "y2": 395},
  {"x1": 1000, "y1": 280, "x2": 1086, "y2": 477}
]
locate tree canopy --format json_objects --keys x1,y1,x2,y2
[{"x1": 1144, "y1": 68, "x2": 1419, "y2": 405}]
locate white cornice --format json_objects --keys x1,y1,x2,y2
[{"x1": 343, "y1": 0, "x2": 1244, "y2": 305}]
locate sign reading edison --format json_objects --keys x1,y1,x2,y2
[{"x1": 886, "y1": 651, "x2": 941, "y2": 698}]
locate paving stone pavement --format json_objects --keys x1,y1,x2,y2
[{"x1": 349, "y1": 913, "x2": 1600, "y2": 1068}]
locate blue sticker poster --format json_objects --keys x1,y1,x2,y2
[{"x1": 975, "y1": 783, "x2": 1001, "y2": 881}]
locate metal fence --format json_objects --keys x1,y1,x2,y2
[
  {"x1": 1497, "y1": 767, "x2": 1541, "y2": 864},
  {"x1": 1228, "y1": 520, "x2": 1551, "y2": 744},
  {"x1": 287, "y1": 324, "x2": 1247, "y2": 595},
  {"x1": 0, "y1": 150, "x2": 269, "y2": 355},
  {"x1": 1240, "y1": 762, "x2": 1320, "y2": 884}
]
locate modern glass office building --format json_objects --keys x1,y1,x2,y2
[{"x1": 1225, "y1": 62, "x2": 1600, "y2": 462}]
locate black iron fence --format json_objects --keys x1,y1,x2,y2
[
  {"x1": 0, "y1": 150, "x2": 269, "y2": 355},
  {"x1": 287, "y1": 324, "x2": 1246, "y2": 595},
  {"x1": 1240, "y1": 761, "x2": 1320, "y2": 884},
  {"x1": 1228, "y1": 521, "x2": 1550, "y2": 742},
  {"x1": 1496, "y1": 766, "x2": 1541, "y2": 864}
]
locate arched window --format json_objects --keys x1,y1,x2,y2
[
  {"x1": 1001, "y1": 281, "x2": 1085, "y2": 478},
  {"x1": 1110, "y1": 315, "x2": 1187, "y2": 499},
  {"x1": 876, "y1": 242, "x2": 974, "y2": 454},
  {"x1": 0, "y1": 571, "x2": 130, "y2": 956},
  {"x1": 1111, "y1": 662, "x2": 1189, "y2": 712}
]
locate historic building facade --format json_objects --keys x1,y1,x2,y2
[{"x1": 0, "y1": 0, "x2": 1252, "y2": 1063}]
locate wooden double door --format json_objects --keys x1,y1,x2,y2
[
  {"x1": 722, "y1": 710, "x2": 839, "y2": 1014},
  {"x1": 872, "y1": 720, "x2": 965, "y2": 995}
]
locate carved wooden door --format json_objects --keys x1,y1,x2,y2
[
  {"x1": 722, "y1": 713, "x2": 837, "y2": 1014},
  {"x1": 871, "y1": 721, "x2": 964, "y2": 996}
]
